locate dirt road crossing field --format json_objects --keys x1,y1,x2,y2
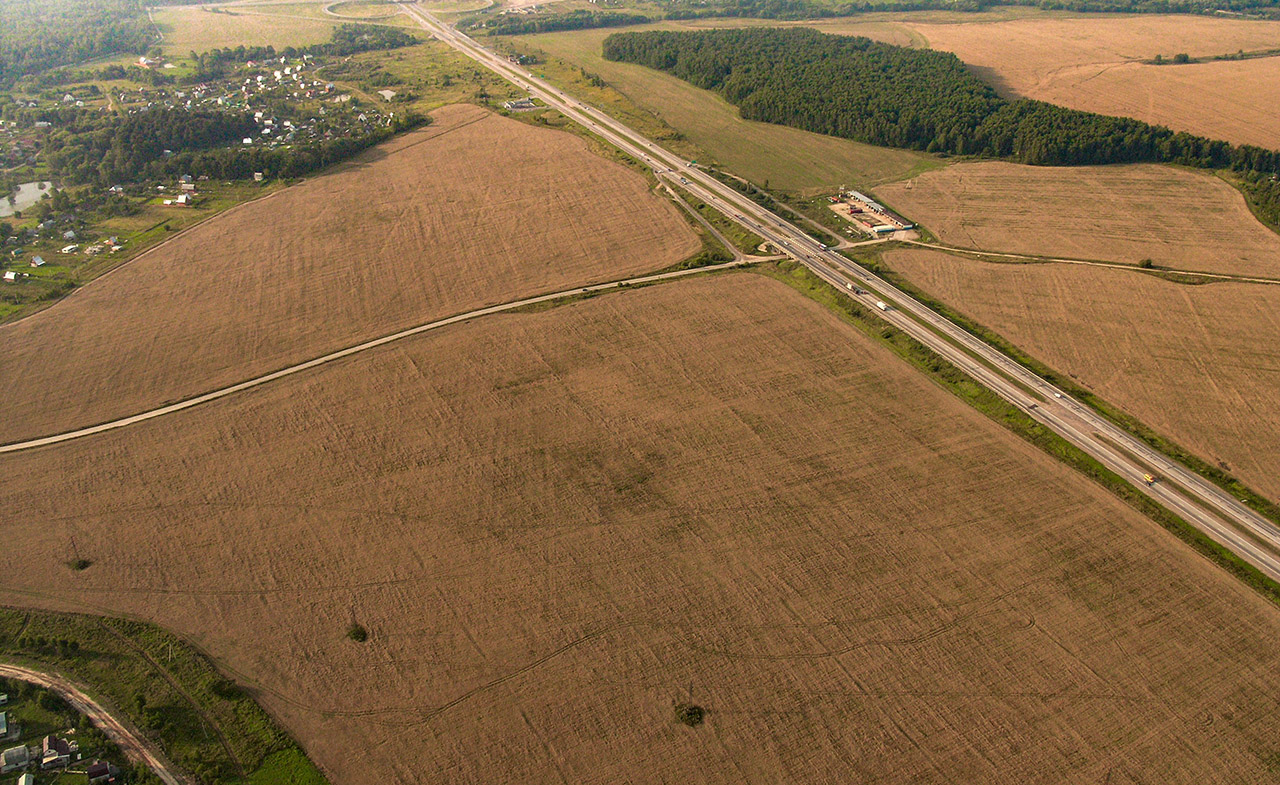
[{"x1": 0, "y1": 104, "x2": 698, "y2": 445}]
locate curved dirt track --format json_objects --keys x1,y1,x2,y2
[{"x1": 0, "y1": 663, "x2": 181, "y2": 785}]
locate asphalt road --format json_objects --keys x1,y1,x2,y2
[
  {"x1": 0, "y1": 663, "x2": 182, "y2": 785},
  {"x1": 402, "y1": 3, "x2": 1280, "y2": 582}
]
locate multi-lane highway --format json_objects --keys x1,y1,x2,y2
[{"x1": 403, "y1": 3, "x2": 1280, "y2": 581}]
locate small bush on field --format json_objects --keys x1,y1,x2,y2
[
  {"x1": 673, "y1": 702, "x2": 704, "y2": 727},
  {"x1": 347, "y1": 624, "x2": 368, "y2": 643}
]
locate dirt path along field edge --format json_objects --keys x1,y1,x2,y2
[{"x1": 0, "y1": 662, "x2": 182, "y2": 785}]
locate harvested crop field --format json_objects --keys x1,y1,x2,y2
[
  {"x1": 1021, "y1": 56, "x2": 1280, "y2": 152},
  {"x1": 0, "y1": 103, "x2": 698, "y2": 445},
  {"x1": 887, "y1": 247, "x2": 1280, "y2": 502},
  {"x1": 6, "y1": 273, "x2": 1280, "y2": 783},
  {"x1": 877, "y1": 161, "x2": 1280, "y2": 277},
  {"x1": 889, "y1": 14, "x2": 1280, "y2": 148}
]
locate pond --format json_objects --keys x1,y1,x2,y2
[{"x1": 0, "y1": 181, "x2": 54, "y2": 218}]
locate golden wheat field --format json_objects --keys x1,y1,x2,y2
[
  {"x1": 0, "y1": 104, "x2": 698, "y2": 445},
  {"x1": 887, "y1": 247, "x2": 1280, "y2": 502},
  {"x1": 896, "y1": 14, "x2": 1280, "y2": 148},
  {"x1": 877, "y1": 161, "x2": 1280, "y2": 277},
  {"x1": 4, "y1": 273, "x2": 1280, "y2": 783}
]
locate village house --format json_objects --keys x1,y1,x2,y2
[
  {"x1": 40, "y1": 734, "x2": 75, "y2": 769},
  {"x1": 87, "y1": 760, "x2": 117, "y2": 783},
  {"x1": 0, "y1": 743, "x2": 29, "y2": 772}
]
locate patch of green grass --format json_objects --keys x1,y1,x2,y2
[
  {"x1": 508, "y1": 24, "x2": 942, "y2": 194},
  {"x1": 0, "y1": 607, "x2": 327, "y2": 785},
  {"x1": 248, "y1": 748, "x2": 329, "y2": 785},
  {"x1": 668, "y1": 182, "x2": 765, "y2": 254},
  {"x1": 355, "y1": 39, "x2": 521, "y2": 113},
  {"x1": 754, "y1": 259, "x2": 1280, "y2": 607}
]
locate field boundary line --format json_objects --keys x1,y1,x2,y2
[
  {"x1": 0, "y1": 262, "x2": 744, "y2": 454},
  {"x1": 905, "y1": 239, "x2": 1280, "y2": 285}
]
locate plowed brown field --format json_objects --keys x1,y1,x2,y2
[
  {"x1": 888, "y1": 247, "x2": 1280, "y2": 502},
  {"x1": 5, "y1": 274, "x2": 1280, "y2": 784},
  {"x1": 0, "y1": 104, "x2": 698, "y2": 445},
  {"x1": 898, "y1": 14, "x2": 1280, "y2": 148},
  {"x1": 877, "y1": 161, "x2": 1280, "y2": 277}
]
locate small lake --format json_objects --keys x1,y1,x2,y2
[{"x1": 0, "y1": 181, "x2": 54, "y2": 218}]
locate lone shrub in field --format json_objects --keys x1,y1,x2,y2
[
  {"x1": 673, "y1": 702, "x2": 705, "y2": 727},
  {"x1": 346, "y1": 624, "x2": 368, "y2": 643}
]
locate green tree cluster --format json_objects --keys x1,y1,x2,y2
[
  {"x1": 603, "y1": 28, "x2": 1280, "y2": 176},
  {"x1": 0, "y1": 0, "x2": 156, "y2": 88}
]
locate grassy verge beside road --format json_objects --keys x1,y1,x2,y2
[
  {"x1": 755, "y1": 258, "x2": 1280, "y2": 606},
  {"x1": 852, "y1": 246, "x2": 1280, "y2": 529},
  {"x1": 667, "y1": 182, "x2": 764, "y2": 254},
  {"x1": 0, "y1": 606, "x2": 326, "y2": 785}
]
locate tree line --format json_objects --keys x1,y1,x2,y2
[
  {"x1": 0, "y1": 0, "x2": 158, "y2": 88},
  {"x1": 472, "y1": 10, "x2": 650, "y2": 36},
  {"x1": 478, "y1": 0, "x2": 1280, "y2": 33},
  {"x1": 27, "y1": 23, "x2": 418, "y2": 88},
  {"x1": 603, "y1": 28, "x2": 1280, "y2": 181},
  {"x1": 27, "y1": 104, "x2": 427, "y2": 187}
]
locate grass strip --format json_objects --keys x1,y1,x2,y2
[{"x1": 667, "y1": 182, "x2": 764, "y2": 255}]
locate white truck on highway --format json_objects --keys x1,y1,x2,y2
[{"x1": 875, "y1": 301, "x2": 889, "y2": 312}]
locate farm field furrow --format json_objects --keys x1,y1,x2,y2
[
  {"x1": 513, "y1": 26, "x2": 939, "y2": 193},
  {"x1": 0, "y1": 103, "x2": 699, "y2": 444},
  {"x1": 876, "y1": 161, "x2": 1280, "y2": 277},
  {"x1": 887, "y1": 247, "x2": 1280, "y2": 503},
  {"x1": 4, "y1": 274, "x2": 1280, "y2": 783}
]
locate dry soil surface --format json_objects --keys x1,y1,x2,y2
[
  {"x1": 888, "y1": 247, "x2": 1280, "y2": 502},
  {"x1": 877, "y1": 161, "x2": 1280, "y2": 277},
  {"x1": 4, "y1": 273, "x2": 1280, "y2": 784},
  {"x1": 0, "y1": 104, "x2": 698, "y2": 444},
  {"x1": 901, "y1": 14, "x2": 1280, "y2": 148}
]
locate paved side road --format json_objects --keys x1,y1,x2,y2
[{"x1": 0, "y1": 663, "x2": 182, "y2": 785}]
